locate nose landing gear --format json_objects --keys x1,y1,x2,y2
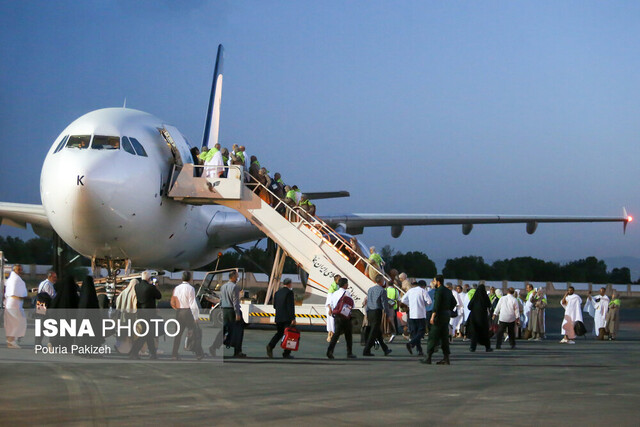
[{"x1": 92, "y1": 257, "x2": 131, "y2": 303}]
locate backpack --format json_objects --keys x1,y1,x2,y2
[
  {"x1": 574, "y1": 321, "x2": 587, "y2": 337},
  {"x1": 332, "y1": 292, "x2": 354, "y2": 319}
]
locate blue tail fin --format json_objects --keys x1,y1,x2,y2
[{"x1": 202, "y1": 44, "x2": 224, "y2": 149}]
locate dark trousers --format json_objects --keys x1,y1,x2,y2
[
  {"x1": 408, "y1": 318, "x2": 426, "y2": 353},
  {"x1": 427, "y1": 314, "x2": 451, "y2": 356},
  {"x1": 223, "y1": 307, "x2": 244, "y2": 354},
  {"x1": 130, "y1": 313, "x2": 157, "y2": 357},
  {"x1": 268, "y1": 321, "x2": 292, "y2": 356},
  {"x1": 496, "y1": 321, "x2": 516, "y2": 349},
  {"x1": 328, "y1": 315, "x2": 353, "y2": 355},
  {"x1": 426, "y1": 310, "x2": 433, "y2": 335},
  {"x1": 172, "y1": 309, "x2": 203, "y2": 358},
  {"x1": 364, "y1": 309, "x2": 389, "y2": 353}
]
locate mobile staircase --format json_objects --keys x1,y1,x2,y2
[{"x1": 168, "y1": 164, "x2": 391, "y2": 311}]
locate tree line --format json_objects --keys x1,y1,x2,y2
[{"x1": 0, "y1": 237, "x2": 635, "y2": 283}]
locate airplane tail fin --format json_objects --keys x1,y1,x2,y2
[{"x1": 201, "y1": 44, "x2": 224, "y2": 149}]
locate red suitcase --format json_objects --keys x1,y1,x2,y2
[{"x1": 281, "y1": 326, "x2": 301, "y2": 351}]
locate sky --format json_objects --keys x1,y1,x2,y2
[{"x1": 1, "y1": 1, "x2": 639, "y2": 269}]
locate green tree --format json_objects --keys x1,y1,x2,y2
[
  {"x1": 390, "y1": 251, "x2": 437, "y2": 278},
  {"x1": 443, "y1": 256, "x2": 491, "y2": 280}
]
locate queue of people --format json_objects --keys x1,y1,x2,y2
[{"x1": 2, "y1": 264, "x2": 626, "y2": 363}]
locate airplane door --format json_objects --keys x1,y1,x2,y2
[{"x1": 159, "y1": 125, "x2": 194, "y2": 166}]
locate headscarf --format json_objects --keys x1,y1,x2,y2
[
  {"x1": 468, "y1": 283, "x2": 491, "y2": 311},
  {"x1": 78, "y1": 276, "x2": 99, "y2": 309},
  {"x1": 495, "y1": 288, "x2": 503, "y2": 298},
  {"x1": 51, "y1": 276, "x2": 79, "y2": 309}
]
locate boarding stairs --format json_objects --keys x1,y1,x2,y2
[{"x1": 168, "y1": 164, "x2": 391, "y2": 307}]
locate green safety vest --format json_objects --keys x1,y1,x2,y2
[
  {"x1": 610, "y1": 298, "x2": 621, "y2": 308},
  {"x1": 222, "y1": 155, "x2": 229, "y2": 164},
  {"x1": 286, "y1": 190, "x2": 297, "y2": 200},
  {"x1": 526, "y1": 290, "x2": 534, "y2": 301},
  {"x1": 299, "y1": 199, "x2": 313, "y2": 207},
  {"x1": 467, "y1": 289, "x2": 476, "y2": 300},
  {"x1": 252, "y1": 160, "x2": 260, "y2": 168},
  {"x1": 369, "y1": 253, "x2": 383, "y2": 265},
  {"x1": 236, "y1": 151, "x2": 245, "y2": 162},
  {"x1": 277, "y1": 178, "x2": 284, "y2": 185},
  {"x1": 489, "y1": 294, "x2": 497, "y2": 303},
  {"x1": 328, "y1": 281, "x2": 338, "y2": 294},
  {"x1": 198, "y1": 148, "x2": 216, "y2": 162},
  {"x1": 386, "y1": 287, "x2": 398, "y2": 309},
  {"x1": 542, "y1": 297, "x2": 548, "y2": 304}
]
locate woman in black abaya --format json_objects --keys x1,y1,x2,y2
[
  {"x1": 77, "y1": 276, "x2": 104, "y2": 349},
  {"x1": 49, "y1": 276, "x2": 79, "y2": 349},
  {"x1": 467, "y1": 283, "x2": 493, "y2": 352}
]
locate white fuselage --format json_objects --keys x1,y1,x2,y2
[{"x1": 40, "y1": 108, "x2": 262, "y2": 270}]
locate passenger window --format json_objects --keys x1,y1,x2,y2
[
  {"x1": 53, "y1": 135, "x2": 69, "y2": 154},
  {"x1": 66, "y1": 135, "x2": 91, "y2": 149},
  {"x1": 91, "y1": 135, "x2": 120, "y2": 150},
  {"x1": 121, "y1": 136, "x2": 136, "y2": 155},
  {"x1": 129, "y1": 137, "x2": 148, "y2": 157}
]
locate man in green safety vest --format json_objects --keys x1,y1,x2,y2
[
  {"x1": 386, "y1": 282, "x2": 400, "y2": 342},
  {"x1": 326, "y1": 275, "x2": 341, "y2": 342}
]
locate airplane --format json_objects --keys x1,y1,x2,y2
[{"x1": 0, "y1": 44, "x2": 632, "y2": 282}]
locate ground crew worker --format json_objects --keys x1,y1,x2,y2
[{"x1": 421, "y1": 274, "x2": 456, "y2": 365}]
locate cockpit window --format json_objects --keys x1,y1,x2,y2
[
  {"x1": 129, "y1": 137, "x2": 148, "y2": 157},
  {"x1": 66, "y1": 135, "x2": 91, "y2": 149},
  {"x1": 53, "y1": 135, "x2": 69, "y2": 154},
  {"x1": 121, "y1": 136, "x2": 136, "y2": 155},
  {"x1": 91, "y1": 135, "x2": 120, "y2": 150}
]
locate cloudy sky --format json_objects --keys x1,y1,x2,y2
[{"x1": 1, "y1": 1, "x2": 638, "y2": 266}]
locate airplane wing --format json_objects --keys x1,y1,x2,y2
[
  {"x1": 322, "y1": 210, "x2": 632, "y2": 237},
  {"x1": 305, "y1": 191, "x2": 350, "y2": 200},
  {"x1": 0, "y1": 202, "x2": 52, "y2": 235}
]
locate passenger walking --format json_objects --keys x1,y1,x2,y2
[
  {"x1": 467, "y1": 284, "x2": 493, "y2": 352},
  {"x1": 367, "y1": 247, "x2": 384, "y2": 281},
  {"x1": 267, "y1": 278, "x2": 296, "y2": 359},
  {"x1": 402, "y1": 281, "x2": 432, "y2": 356},
  {"x1": 130, "y1": 271, "x2": 162, "y2": 359},
  {"x1": 530, "y1": 288, "x2": 547, "y2": 340},
  {"x1": 170, "y1": 271, "x2": 204, "y2": 360},
  {"x1": 605, "y1": 292, "x2": 620, "y2": 340},
  {"x1": 326, "y1": 278, "x2": 357, "y2": 359},
  {"x1": 220, "y1": 270, "x2": 246, "y2": 358},
  {"x1": 363, "y1": 275, "x2": 392, "y2": 357},
  {"x1": 493, "y1": 287, "x2": 519, "y2": 350},
  {"x1": 326, "y1": 275, "x2": 341, "y2": 342},
  {"x1": 34, "y1": 270, "x2": 57, "y2": 346},
  {"x1": 3, "y1": 265, "x2": 28, "y2": 349},
  {"x1": 560, "y1": 286, "x2": 583, "y2": 344},
  {"x1": 421, "y1": 275, "x2": 456, "y2": 365}
]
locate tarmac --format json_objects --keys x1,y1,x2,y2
[{"x1": 1, "y1": 307, "x2": 639, "y2": 426}]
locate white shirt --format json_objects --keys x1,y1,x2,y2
[
  {"x1": 329, "y1": 288, "x2": 352, "y2": 310},
  {"x1": 38, "y1": 279, "x2": 56, "y2": 298},
  {"x1": 401, "y1": 286, "x2": 432, "y2": 319},
  {"x1": 494, "y1": 294, "x2": 520, "y2": 323},
  {"x1": 173, "y1": 282, "x2": 199, "y2": 320}
]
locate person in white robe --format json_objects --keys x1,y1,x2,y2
[
  {"x1": 522, "y1": 284, "x2": 535, "y2": 330},
  {"x1": 4, "y1": 265, "x2": 28, "y2": 348},
  {"x1": 560, "y1": 286, "x2": 583, "y2": 343},
  {"x1": 205, "y1": 148, "x2": 225, "y2": 179},
  {"x1": 584, "y1": 287, "x2": 610, "y2": 338},
  {"x1": 449, "y1": 285, "x2": 464, "y2": 337}
]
